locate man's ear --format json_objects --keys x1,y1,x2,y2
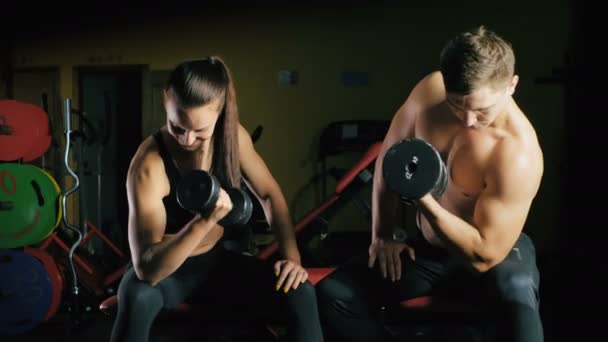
[{"x1": 508, "y1": 75, "x2": 519, "y2": 95}]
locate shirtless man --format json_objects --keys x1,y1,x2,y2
[
  {"x1": 317, "y1": 26, "x2": 544, "y2": 342},
  {"x1": 110, "y1": 57, "x2": 323, "y2": 342}
]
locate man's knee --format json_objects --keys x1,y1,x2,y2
[
  {"x1": 317, "y1": 276, "x2": 375, "y2": 320},
  {"x1": 316, "y1": 275, "x2": 352, "y2": 304},
  {"x1": 486, "y1": 270, "x2": 539, "y2": 309}
]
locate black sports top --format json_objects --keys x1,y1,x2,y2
[{"x1": 152, "y1": 130, "x2": 196, "y2": 234}]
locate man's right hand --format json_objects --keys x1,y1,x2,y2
[{"x1": 368, "y1": 238, "x2": 415, "y2": 282}]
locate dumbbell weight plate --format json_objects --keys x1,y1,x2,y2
[
  {"x1": 382, "y1": 139, "x2": 447, "y2": 201},
  {"x1": 432, "y1": 158, "x2": 448, "y2": 199},
  {"x1": 176, "y1": 170, "x2": 220, "y2": 216},
  {"x1": 0, "y1": 163, "x2": 62, "y2": 249},
  {"x1": 23, "y1": 247, "x2": 63, "y2": 321},
  {"x1": 0, "y1": 249, "x2": 53, "y2": 335},
  {"x1": 218, "y1": 187, "x2": 253, "y2": 226}
]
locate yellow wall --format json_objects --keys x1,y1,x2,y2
[{"x1": 11, "y1": 1, "x2": 571, "y2": 254}]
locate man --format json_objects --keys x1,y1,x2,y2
[{"x1": 317, "y1": 26, "x2": 544, "y2": 342}]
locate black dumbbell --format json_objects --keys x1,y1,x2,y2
[
  {"x1": 176, "y1": 170, "x2": 253, "y2": 226},
  {"x1": 382, "y1": 138, "x2": 448, "y2": 203}
]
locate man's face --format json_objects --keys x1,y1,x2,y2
[
  {"x1": 445, "y1": 76, "x2": 518, "y2": 129},
  {"x1": 164, "y1": 92, "x2": 222, "y2": 151}
]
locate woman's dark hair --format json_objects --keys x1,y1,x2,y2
[{"x1": 166, "y1": 56, "x2": 240, "y2": 188}]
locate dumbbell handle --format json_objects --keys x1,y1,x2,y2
[
  {"x1": 218, "y1": 187, "x2": 253, "y2": 226},
  {"x1": 382, "y1": 138, "x2": 448, "y2": 201},
  {"x1": 176, "y1": 170, "x2": 220, "y2": 216},
  {"x1": 177, "y1": 170, "x2": 252, "y2": 226}
]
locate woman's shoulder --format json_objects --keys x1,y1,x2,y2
[{"x1": 127, "y1": 134, "x2": 165, "y2": 178}]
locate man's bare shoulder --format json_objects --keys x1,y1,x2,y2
[
  {"x1": 410, "y1": 71, "x2": 447, "y2": 108},
  {"x1": 403, "y1": 71, "x2": 448, "y2": 128},
  {"x1": 491, "y1": 130, "x2": 544, "y2": 198},
  {"x1": 404, "y1": 71, "x2": 455, "y2": 137},
  {"x1": 506, "y1": 107, "x2": 544, "y2": 173}
]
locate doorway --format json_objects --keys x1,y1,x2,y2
[{"x1": 76, "y1": 66, "x2": 143, "y2": 253}]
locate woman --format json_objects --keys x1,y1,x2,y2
[{"x1": 110, "y1": 56, "x2": 323, "y2": 342}]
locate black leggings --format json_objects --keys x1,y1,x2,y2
[
  {"x1": 110, "y1": 243, "x2": 324, "y2": 342},
  {"x1": 316, "y1": 233, "x2": 543, "y2": 342}
]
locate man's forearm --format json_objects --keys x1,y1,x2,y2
[
  {"x1": 371, "y1": 170, "x2": 401, "y2": 241},
  {"x1": 417, "y1": 196, "x2": 488, "y2": 269}
]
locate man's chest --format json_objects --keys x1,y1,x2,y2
[{"x1": 416, "y1": 124, "x2": 495, "y2": 195}]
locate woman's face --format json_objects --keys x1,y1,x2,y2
[{"x1": 164, "y1": 91, "x2": 222, "y2": 151}]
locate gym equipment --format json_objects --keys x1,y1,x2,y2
[
  {"x1": 60, "y1": 97, "x2": 85, "y2": 324},
  {"x1": 68, "y1": 105, "x2": 97, "y2": 243},
  {"x1": 0, "y1": 99, "x2": 52, "y2": 162},
  {"x1": 97, "y1": 138, "x2": 383, "y2": 316},
  {"x1": 382, "y1": 138, "x2": 448, "y2": 202},
  {"x1": 259, "y1": 142, "x2": 382, "y2": 261},
  {"x1": 23, "y1": 247, "x2": 64, "y2": 322},
  {"x1": 251, "y1": 125, "x2": 263, "y2": 144},
  {"x1": 176, "y1": 170, "x2": 253, "y2": 227},
  {"x1": 36, "y1": 221, "x2": 128, "y2": 298},
  {"x1": 27, "y1": 99, "x2": 129, "y2": 321},
  {"x1": 318, "y1": 120, "x2": 390, "y2": 198},
  {"x1": 258, "y1": 140, "x2": 491, "y2": 342},
  {"x1": 99, "y1": 139, "x2": 491, "y2": 341},
  {"x1": 0, "y1": 249, "x2": 53, "y2": 335},
  {"x1": 0, "y1": 163, "x2": 62, "y2": 248}
]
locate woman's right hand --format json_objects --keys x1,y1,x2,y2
[
  {"x1": 210, "y1": 188, "x2": 233, "y2": 223},
  {"x1": 190, "y1": 188, "x2": 232, "y2": 229}
]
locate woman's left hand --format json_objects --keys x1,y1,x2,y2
[{"x1": 274, "y1": 260, "x2": 308, "y2": 293}]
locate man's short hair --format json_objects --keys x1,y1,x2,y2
[{"x1": 440, "y1": 26, "x2": 515, "y2": 94}]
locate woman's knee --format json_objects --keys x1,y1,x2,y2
[
  {"x1": 118, "y1": 269, "x2": 164, "y2": 309},
  {"x1": 284, "y1": 280, "x2": 318, "y2": 304}
]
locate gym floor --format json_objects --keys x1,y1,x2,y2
[{"x1": 2, "y1": 311, "x2": 284, "y2": 342}]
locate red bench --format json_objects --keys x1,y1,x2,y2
[{"x1": 99, "y1": 142, "x2": 491, "y2": 340}]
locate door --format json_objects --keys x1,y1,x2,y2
[{"x1": 77, "y1": 67, "x2": 143, "y2": 254}]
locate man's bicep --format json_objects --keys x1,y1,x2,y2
[
  {"x1": 384, "y1": 101, "x2": 417, "y2": 146},
  {"x1": 475, "y1": 193, "x2": 529, "y2": 239},
  {"x1": 475, "y1": 143, "x2": 542, "y2": 259},
  {"x1": 473, "y1": 179, "x2": 535, "y2": 262}
]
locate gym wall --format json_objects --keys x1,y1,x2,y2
[{"x1": 8, "y1": 0, "x2": 570, "y2": 255}]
